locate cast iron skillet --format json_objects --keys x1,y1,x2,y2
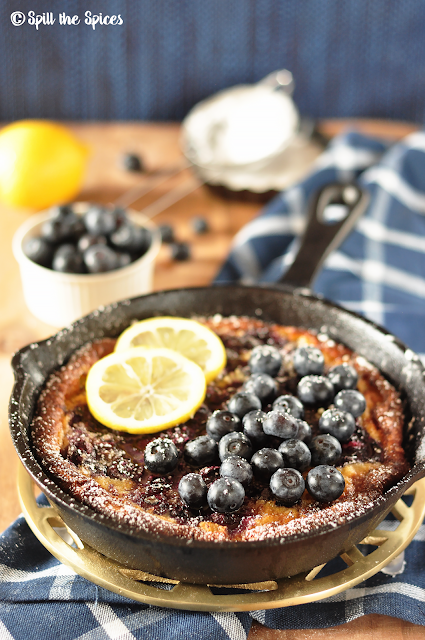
[{"x1": 9, "y1": 184, "x2": 425, "y2": 585}]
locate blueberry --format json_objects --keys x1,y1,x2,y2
[
  {"x1": 122, "y1": 152, "x2": 144, "y2": 172},
  {"x1": 159, "y1": 224, "x2": 175, "y2": 243},
  {"x1": 41, "y1": 218, "x2": 63, "y2": 243},
  {"x1": 129, "y1": 227, "x2": 152, "y2": 259},
  {"x1": 293, "y1": 346, "x2": 325, "y2": 376},
  {"x1": 294, "y1": 419, "x2": 312, "y2": 443},
  {"x1": 192, "y1": 216, "x2": 209, "y2": 234},
  {"x1": 207, "y1": 477, "x2": 245, "y2": 513},
  {"x1": 24, "y1": 237, "x2": 54, "y2": 267},
  {"x1": 272, "y1": 395, "x2": 304, "y2": 419},
  {"x1": 297, "y1": 375, "x2": 334, "y2": 405},
  {"x1": 327, "y1": 363, "x2": 358, "y2": 392},
  {"x1": 144, "y1": 437, "x2": 179, "y2": 474},
  {"x1": 110, "y1": 207, "x2": 128, "y2": 227},
  {"x1": 117, "y1": 252, "x2": 132, "y2": 268},
  {"x1": 309, "y1": 434, "x2": 342, "y2": 466},
  {"x1": 249, "y1": 345, "x2": 282, "y2": 377},
  {"x1": 228, "y1": 391, "x2": 261, "y2": 419},
  {"x1": 50, "y1": 204, "x2": 74, "y2": 219},
  {"x1": 178, "y1": 473, "x2": 208, "y2": 509},
  {"x1": 48, "y1": 207, "x2": 85, "y2": 241},
  {"x1": 110, "y1": 222, "x2": 151, "y2": 255},
  {"x1": 306, "y1": 465, "x2": 345, "y2": 502},
  {"x1": 41, "y1": 217, "x2": 80, "y2": 244},
  {"x1": 83, "y1": 206, "x2": 117, "y2": 236},
  {"x1": 63, "y1": 213, "x2": 86, "y2": 241},
  {"x1": 270, "y1": 468, "x2": 305, "y2": 505},
  {"x1": 218, "y1": 432, "x2": 253, "y2": 462},
  {"x1": 263, "y1": 410, "x2": 299, "y2": 440},
  {"x1": 220, "y1": 456, "x2": 253, "y2": 487},
  {"x1": 319, "y1": 408, "x2": 356, "y2": 443},
  {"x1": 52, "y1": 244, "x2": 85, "y2": 273},
  {"x1": 184, "y1": 435, "x2": 218, "y2": 467},
  {"x1": 278, "y1": 439, "x2": 311, "y2": 471},
  {"x1": 77, "y1": 234, "x2": 108, "y2": 253},
  {"x1": 242, "y1": 410, "x2": 275, "y2": 448},
  {"x1": 171, "y1": 241, "x2": 191, "y2": 261},
  {"x1": 206, "y1": 410, "x2": 241, "y2": 441},
  {"x1": 243, "y1": 373, "x2": 278, "y2": 404},
  {"x1": 250, "y1": 448, "x2": 284, "y2": 481},
  {"x1": 84, "y1": 244, "x2": 119, "y2": 273},
  {"x1": 334, "y1": 389, "x2": 366, "y2": 418}
]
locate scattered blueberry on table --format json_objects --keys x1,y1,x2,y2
[
  {"x1": 170, "y1": 241, "x2": 191, "y2": 261},
  {"x1": 122, "y1": 152, "x2": 144, "y2": 172},
  {"x1": 158, "y1": 223, "x2": 175, "y2": 243},
  {"x1": 23, "y1": 202, "x2": 153, "y2": 274},
  {"x1": 191, "y1": 216, "x2": 209, "y2": 234}
]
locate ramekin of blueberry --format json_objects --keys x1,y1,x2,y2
[
  {"x1": 13, "y1": 202, "x2": 161, "y2": 327},
  {"x1": 144, "y1": 345, "x2": 367, "y2": 514}
]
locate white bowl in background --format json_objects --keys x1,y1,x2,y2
[{"x1": 13, "y1": 204, "x2": 161, "y2": 327}]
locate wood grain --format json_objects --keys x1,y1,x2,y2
[
  {"x1": 0, "y1": 120, "x2": 422, "y2": 639},
  {"x1": 249, "y1": 615, "x2": 425, "y2": 639}
]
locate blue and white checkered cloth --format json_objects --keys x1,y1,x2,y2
[
  {"x1": 3, "y1": 130, "x2": 425, "y2": 639},
  {"x1": 217, "y1": 129, "x2": 425, "y2": 359}
]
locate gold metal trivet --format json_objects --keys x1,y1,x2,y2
[{"x1": 18, "y1": 464, "x2": 425, "y2": 612}]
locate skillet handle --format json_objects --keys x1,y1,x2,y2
[{"x1": 278, "y1": 183, "x2": 370, "y2": 289}]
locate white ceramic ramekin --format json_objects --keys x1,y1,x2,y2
[{"x1": 13, "y1": 204, "x2": 161, "y2": 327}]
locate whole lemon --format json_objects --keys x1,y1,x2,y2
[{"x1": 0, "y1": 120, "x2": 88, "y2": 210}]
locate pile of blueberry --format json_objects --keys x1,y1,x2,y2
[
  {"x1": 144, "y1": 344, "x2": 367, "y2": 514},
  {"x1": 24, "y1": 203, "x2": 152, "y2": 274}
]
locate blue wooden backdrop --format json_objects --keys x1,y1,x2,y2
[{"x1": 1, "y1": 0, "x2": 424, "y2": 122}]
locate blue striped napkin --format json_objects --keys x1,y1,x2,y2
[
  {"x1": 2, "y1": 130, "x2": 425, "y2": 639},
  {"x1": 217, "y1": 130, "x2": 425, "y2": 358}
]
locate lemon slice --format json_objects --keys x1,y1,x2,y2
[
  {"x1": 114, "y1": 317, "x2": 226, "y2": 383},
  {"x1": 86, "y1": 347, "x2": 206, "y2": 434}
]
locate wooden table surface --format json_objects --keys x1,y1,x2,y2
[{"x1": 0, "y1": 119, "x2": 423, "y2": 639}]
